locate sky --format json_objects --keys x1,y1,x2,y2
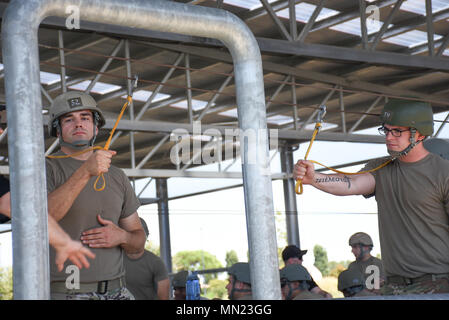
[{"x1": 1, "y1": 111, "x2": 449, "y2": 273}]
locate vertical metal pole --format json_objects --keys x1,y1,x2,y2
[
  {"x1": 280, "y1": 143, "x2": 300, "y2": 247},
  {"x1": 58, "y1": 30, "x2": 67, "y2": 93},
  {"x1": 339, "y1": 86, "x2": 347, "y2": 133},
  {"x1": 2, "y1": 1, "x2": 50, "y2": 299},
  {"x1": 125, "y1": 40, "x2": 136, "y2": 188},
  {"x1": 291, "y1": 77, "x2": 298, "y2": 130},
  {"x1": 288, "y1": 0, "x2": 297, "y2": 41},
  {"x1": 359, "y1": 0, "x2": 368, "y2": 50},
  {"x1": 425, "y1": 0, "x2": 435, "y2": 56},
  {"x1": 156, "y1": 178, "x2": 172, "y2": 273},
  {"x1": 185, "y1": 53, "x2": 193, "y2": 124}
]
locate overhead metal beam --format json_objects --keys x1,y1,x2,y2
[
  {"x1": 255, "y1": 37, "x2": 449, "y2": 71},
  {"x1": 39, "y1": 35, "x2": 109, "y2": 62},
  {"x1": 92, "y1": 117, "x2": 387, "y2": 143},
  {"x1": 2, "y1": 2, "x2": 445, "y2": 74},
  {"x1": 123, "y1": 168, "x2": 289, "y2": 179},
  {"x1": 310, "y1": 0, "x2": 397, "y2": 32},
  {"x1": 260, "y1": 0, "x2": 293, "y2": 41},
  {"x1": 148, "y1": 42, "x2": 448, "y2": 105}
]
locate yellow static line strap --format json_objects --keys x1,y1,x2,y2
[
  {"x1": 295, "y1": 122, "x2": 392, "y2": 195},
  {"x1": 46, "y1": 95, "x2": 133, "y2": 192}
]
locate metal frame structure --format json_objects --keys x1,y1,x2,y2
[
  {"x1": 0, "y1": 0, "x2": 448, "y2": 300},
  {"x1": 1, "y1": 0, "x2": 281, "y2": 300}
]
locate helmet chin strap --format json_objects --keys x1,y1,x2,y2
[
  {"x1": 229, "y1": 279, "x2": 251, "y2": 300},
  {"x1": 387, "y1": 128, "x2": 424, "y2": 159},
  {"x1": 56, "y1": 120, "x2": 98, "y2": 151}
]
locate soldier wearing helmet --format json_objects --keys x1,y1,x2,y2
[
  {"x1": 48, "y1": 91, "x2": 106, "y2": 150},
  {"x1": 338, "y1": 268, "x2": 377, "y2": 298},
  {"x1": 281, "y1": 245, "x2": 332, "y2": 298},
  {"x1": 46, "y1": 91, "x2": 146, "y2": 300},
  {"x1": 347, "y1": 232, "x2": 385, "y2": 292},
  {"x1": 171, "y1": 270, "x2": 188, "y2": 300},
  {"x1": 279, "y1": 264, "x2": 322, "y2": 300},
  {"x1": 170, "y1": 270, "x2": 209, "y2": 300},
  {"x1": 226, "y1": 262, "x2": 252, "y2": 300},
  {"x1": 294, "y1": 98, "x2": 449, "y2": 296}
]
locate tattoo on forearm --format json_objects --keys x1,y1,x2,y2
[{"x1": 315, "y1": 175, "x2": 351, "y2": 189}]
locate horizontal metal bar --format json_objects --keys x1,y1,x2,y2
[{"x1": 122, "y1": 169, "x2": 289, "y2": 179}]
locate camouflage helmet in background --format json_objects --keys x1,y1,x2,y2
[
  {"x1": 423, "y1": 138, "x2": 449, "y2": 161},
  {"x1": 172, "y1": 270, "x2": 188, "y2": 288},
  {"x1": 349, "y1": 232, "x2": 373, "y2": 247},
  {"x1": 227, "y1": 262, "x2": 251, "y2": 285},
  {"x1": 337, "y1": 268, "x2": 365, "y2": 292},
  {"x1": 380, "y1": 98, "x2": 433, "y2": 136},
  {"x1": 48, "y1": 91, "x2": 106, "y2": 137},
  {"x1": 279, "y1": 264, "x2": 312, "y2": 282}
]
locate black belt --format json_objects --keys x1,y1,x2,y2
[
  {"x1": 387, "y1": 273, "x2": 449, "y2": 286},
  {"x1": 51, "y1": 277, "x2": 125, "y2": 294}
]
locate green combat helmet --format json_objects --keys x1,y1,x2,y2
[
  {"x1": 337, "y1": 268, "x2": 365, "y2": 297},
  {"x1": 349, "y1": 232, "x2": 373, "y2": 247},
  {"x1": 380, "y1": 98, "x2": 433, "y2": 158},
  {"x1": 228, "y1": 262, "x2": 251, "y2": 285},
  {"x1": 279, "y1": 264, "x2": 312, "y2": 282},
  {"x1": 280, "y1": 264, "x2": 312, "y2": 300},
  {"x1": 48, "y1": 91, "x2": 106, "y2": 150},
  {"x1": 423, "y1": 138, "x2": 449, "y2": 161},
  {"x1": 172, "y1": 270, "x2": 188, "y2": 288},
  {"x1": 227, "y1": 262, "x2": 252, "y2": 300}
]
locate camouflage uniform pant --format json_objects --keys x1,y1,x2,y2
[
  {"x1": 381, "y1": 275, "x2": 449, "y2": 296},
  {"x1": 51, "y1": 287, "x2": 135, "y2": 300}
]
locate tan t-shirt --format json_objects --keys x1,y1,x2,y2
[
  {"x1": 348, "y1": 256, "x2": 385, "y2": 281},
  {"x1": 362, "y1": 153, "x2": 449, "y2": 278},
  {"x1": 124, "y1": 250, "x2": 169, "y2": 300},
  {"x1": 46, "y1": 152, "x2": 140, "y2": 283}
]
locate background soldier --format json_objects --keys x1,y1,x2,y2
[
  {"x1": 347, "y1": 232, "x2": 385, "y2": 292},
  {"x1": 279, "y1": 264, "x2": 323, "y2": 300},
  {"x1": 338, "y1": 268, "x2": 377, "y2": 298},
  {"x1": 226, "y1": 262, "x2": 252, "y2": 300}
]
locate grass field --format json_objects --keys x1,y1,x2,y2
[{"x1": 316, "y1": 276, "x2": 344, "y2": 298}]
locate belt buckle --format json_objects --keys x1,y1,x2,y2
[{"x1": 97, "y1": 280, "x2": 108, "y2": 294}]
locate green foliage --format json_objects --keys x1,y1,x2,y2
[
  {"x1": 205, "y1": 279, "x2": 228, "y2": 300},
  {"x1": 0, "y1": 267, "x2": 13, "y2": 300},
  {"x1": 173, "y1": 250, "x2": 223, "y2": 284},
  {"x1": 313, "y1": 244, "x2": 329, "y2": 276},
  {"x1": 225, "y1": 250, "x2": 239, "y2": 268},
  {"x1": 145, "y1": 241, "x2": 160, "y2": 256},
  {"x1": 327, "y1": 261, "x2": 351, "y2": 278}
]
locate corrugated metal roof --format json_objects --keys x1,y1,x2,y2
[
  {"x1": 383, "y1": 29, "x2": 443, "y2": 48},
  {"x1": 400, "y1": 0, "x2": 449, "y2": 15}
]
